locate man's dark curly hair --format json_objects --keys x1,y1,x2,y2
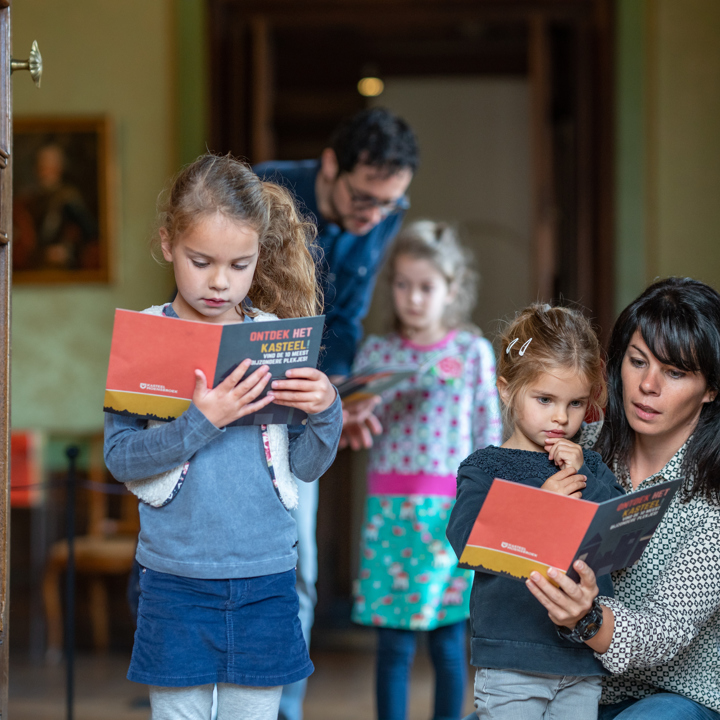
[{"x1": 329, "y1": 107, "x2": 419, "y2": 176}]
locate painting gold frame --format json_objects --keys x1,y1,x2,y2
[{"x1": 12, "y1": 115, "x2": 114, "y2": 284}]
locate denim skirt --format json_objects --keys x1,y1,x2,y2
[{"x1": 128, "y1": 566, "x2": 313, "y2": 688}]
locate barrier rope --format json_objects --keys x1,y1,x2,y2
[{"x1": 11, "y1": 478, "x2": 132, "y2": 495}]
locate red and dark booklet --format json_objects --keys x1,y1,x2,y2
[
  {"x1": 458, "y1": 477, "x2": 681, "y2": 582},
  {"x1": 104, "y1": 309, "x2": 325, "y2": 426},
  {"x1": 336, "y1": 365, "x2": 417, "y2": 405}
]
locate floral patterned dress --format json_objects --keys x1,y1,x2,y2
[{"x1": 351, "y1": 330, "x2": 502, "y2": 630}]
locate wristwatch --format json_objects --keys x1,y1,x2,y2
[{"x1": 556, "y1": 597, "x2": 604, "y2": 644}]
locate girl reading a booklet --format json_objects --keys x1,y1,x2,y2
[
  {"x1": 350, "y1": 221, "x2": 502, "y2": 720},
  {"x1": 446, "y1": 304, "x2": 624, "y2": 720},
  {"x1": 104, "y1": 154, "x2": 341, "y2": 720}
]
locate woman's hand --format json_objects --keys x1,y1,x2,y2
[
  {"x1": 340, "y1": 396, "x2": 383, "y2": 450},
  {"x1": 545, "y1": 437, "x2": 585, "y2": 471},
  {"x1": 526, "y1": 560, "x2": 614, "y2": 653},
  {"x1": 541, "y1": 465, "x2": 587, "y2": 497},
  {"x1": 526, "y1": 560, "x2": 597, "y2": 628},
  {"x1": 193, "y1": 360, "x2": 273, "y2": 428},
  {"x1": 270, "y1": 367, "x2": 337, "y2": 415}
]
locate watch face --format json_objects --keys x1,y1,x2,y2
[{"x1": 584, "y1": 622, "x2": 599, "y2": 636}]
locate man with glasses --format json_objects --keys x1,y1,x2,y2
[{"x1": 255, "y1": 107, "x2": 419, "y2": 720}]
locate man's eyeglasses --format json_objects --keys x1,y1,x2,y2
[{"x1": 342, "y1": 175, "x2": 410, "y2": 216}]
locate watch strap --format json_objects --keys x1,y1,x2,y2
[{"x1": 556, "y1": 597, "x2": 603, "y2": 644}]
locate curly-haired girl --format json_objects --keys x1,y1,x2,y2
[{"x1": 104, "y1": 154, "x2": 342, "y2": 719}]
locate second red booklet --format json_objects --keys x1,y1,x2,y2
[
  {"x1": 104, "y1": 309, "x2": 325, "y2": 426},
  {"x1": 457, "y1": 477, "x2": 680, "y2": 582}
]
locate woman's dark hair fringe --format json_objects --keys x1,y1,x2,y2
[{"x1": 596, "y1": 277, "x2": 720, "y2": 504}]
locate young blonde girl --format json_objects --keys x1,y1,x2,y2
[
  {"x1": 446, "y1": 304, "x2": 624, "y2": 720},
  {"x1": 104, "y1": 154, "x2": 342, "y2": 720},
  {"x1": 350, "y1": 221, "x2": 502, "y2": 720}
]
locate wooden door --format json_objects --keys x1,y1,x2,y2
[{"x1": 0, "y1": 2, "x2": 13, "y2": 716}]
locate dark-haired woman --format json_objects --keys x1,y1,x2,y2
[{"x1": 526, "y1": 277, "x2": 720, "y2": 719}]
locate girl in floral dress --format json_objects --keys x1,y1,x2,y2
[{"x1": 350, "y1": 221, "x2": 502, "y2": 720}]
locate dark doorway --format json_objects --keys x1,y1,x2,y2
[{"x1": 207, "y1": 0, "x2": 615, "y2": 632}]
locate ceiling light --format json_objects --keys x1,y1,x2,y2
[{"x1": 357, "y1": 77, "x2": 384, "y2": 97}]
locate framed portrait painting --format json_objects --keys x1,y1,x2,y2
[{"x1": 12, "y1": 116, "x2": 114, "y2": 284}]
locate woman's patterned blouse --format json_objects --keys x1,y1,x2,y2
[{"x1": 580, "y1": 422, "x2": 720, "y2": 712}]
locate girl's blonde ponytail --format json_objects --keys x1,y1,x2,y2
[{"x1": 247, "y1": 182, "x2": 322, "y2": 319}]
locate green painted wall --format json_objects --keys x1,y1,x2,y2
[
  {"x1": 176, "y1": 0, "x2": 209, "y2": 166},
  {"x1": 649, "y1": 0, "x2": 720, "y2": 287},
  {"x1": 615, "y1": 0, "x2": 720, "y2": 312},
  {"x1": 615, "y1": 0, "x2": 647, "y2": 313},
  {"x1": 12, "y1": 1, "x2": 176, "y2": 433}
]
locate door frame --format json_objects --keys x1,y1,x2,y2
[{"x1": 0, "y1": 1, "x2": 13, "y2": 716}]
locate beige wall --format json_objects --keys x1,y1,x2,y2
[
  {"x1": 645, "y1": 0, "x2": 720, "y2": 287},
  {"x1": 368, "y1": 77, "x2": 532, "y2": 339},
  {"x1": 353, "y1": 78, "x2": 532, "y2": 576},
  {"x1": 12, "y1": 1, "x2": 176, "y2": 432}
]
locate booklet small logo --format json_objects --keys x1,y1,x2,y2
[
  {"x1": 501, "y1": 541, "x2": 537, "y2": 558},
  {"x1": 139, "y1": 382, "x2": 178, "y2": 394}
]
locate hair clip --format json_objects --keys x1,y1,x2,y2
[
  {"x1": 506, "y1": 338, "x2": 519, "y2": 354},
  {"x1": 519, "y1": 338, "x2": 532, "y2": 356}
]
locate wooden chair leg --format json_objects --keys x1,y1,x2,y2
[
  {"x1": 42, "y1": 561, "x2": 63, "y2": 663},
  {"x1": 88, "y1": 577, "x2": 109, "y2": 652}
]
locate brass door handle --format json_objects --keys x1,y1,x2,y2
[{"x1": 11, "y1": 39, "x2": 42, "y2": 88}]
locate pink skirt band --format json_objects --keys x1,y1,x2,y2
[{"x1": 367, "y1": 472, "x2": 458, "y2": 497}]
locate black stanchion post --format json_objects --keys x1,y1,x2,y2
[{"x1": 65, "y1": 445, "x2": 80, "y2": 720}]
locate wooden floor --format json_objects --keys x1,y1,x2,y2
[{"x1": 8, "y1": 645, "x2": 475, "y2": 719}]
